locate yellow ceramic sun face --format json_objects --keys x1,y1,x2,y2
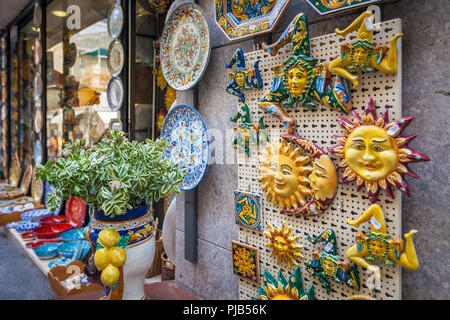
[
  {"x1": 308, "y1": 155, "x2": 337, "y2": 201},
  {"x1": 258, "y1": 140, "x2": 312, "y2": 210},
  {"x1": 235, "y1": 72, "x2": 245, "y2": 87},
  {"x1": 286, "y1": 66, "x2": 308, "y2": 97},
  {"x1": 352, "y1": 47, "x2": 370, "y2": 64},
  {"x1": 368, "y1": 239, "x2": 389, "y2": 258},
  {"x1": 344, "y1": 125, "x2": 398, "y2": 182},
  {"x1": 321, "y1": 257, "x2": 337, "y2": 277}
]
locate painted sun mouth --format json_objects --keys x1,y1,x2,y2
[{"x1": 363, "y1": 162, "x2": 380, "y2": 170}]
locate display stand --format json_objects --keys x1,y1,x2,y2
[{"x1": 237, "y1": 19, "x2": 402, "y2": 300}]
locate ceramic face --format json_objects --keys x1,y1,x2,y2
[
  {"x1": 263, "y1": 221, "x2": 303, "y2": 269},
  {"x1": 234, "y1": 191, "x2": 263, "y2": 231},
  {"x1": 160, "y1": 3, "x2": 211, "y2": 90},
  {"x1": 330, "y1": 98, "x2": 430, "y2": 203},
  {"x1": 308, "y1": 155, "x2": 337, "y2": 201},
  {"x1": 286, "y1": 66, "x2": 308, "y2": 97},
  {"x1": 231, "y1": 241, "x2": 259, "y2": 284}
]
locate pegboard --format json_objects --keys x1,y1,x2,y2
[{"x1": 236, "y1": 18, "x2": 403, "y2": 300}]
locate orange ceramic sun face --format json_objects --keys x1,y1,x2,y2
[{"x1": 344, "y1": 125, "x2": 398, "y2": 182}]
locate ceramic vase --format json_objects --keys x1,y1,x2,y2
[{"x1": 85, "y1": 205, "x2": 156, "y2": 300}]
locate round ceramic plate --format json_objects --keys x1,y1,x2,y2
[
  {"x1": 33, "y1": 37, "x2": 42, "y2": 66},
  {"x1": 20, "y1": 208, "x2": 52, "y2": 222},
  {"x1": 1, "y1": 103, "x2": 6, "y2": 121},
  {"x1": 33, "y1": 106, "x2": 43, "y2": 133},
  {"x1": 107, "y1": 40, "x2": 124, "y2": 76},
  {"x1": 160, "y1": 104, "x2": 209, "y2": 190},
  {"x1": 60, "y1": 228, "x2": 85, "y2": 242},
  {"x1": 33, "y1": 2, "x2": 42, "y2": 29},
  {"x1": 33, "y1": 72, "x2": 43, "y2": 100},
  {"x1": 107, "y1": 76, "x2": 124, "y2": 111},
  {"x1": 108, "y1": 3, "x2": 124, "y2": 40},
  {"x1": 160, "y1": 3, "x2": 211, "y2": 91},
  {"x1": 34, "y1": 139, "x2": 42, "y2": 164}
]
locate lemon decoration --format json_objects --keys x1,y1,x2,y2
[{"x1": 94, "y1": 229, "x2": 128, "y2": 288}]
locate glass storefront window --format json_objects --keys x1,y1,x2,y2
[{"x1": 46, "y1": 0, "x2": 118, "y2": 161}]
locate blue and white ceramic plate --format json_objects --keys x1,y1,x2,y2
[
  {"x1": 44, "y1": 182, "x2": 63, "y2": 215},
  {"x1": 60, "y1": 228, "x2": 85, "y2": 242},
  {"x1": 72, "y1": 240, "x2": 91, "y2": 261},
  {"x1": 20, "y1": 208, "x2": 52, "y2": 222},
  {"x1": 161, "y1": 104, "x2": 209, "y2": 190},
  {"x1": 15, "y1": 221, "x2": 40, "y2": 233},
  {"x1": 34, "y1": 139, "x2": 42, "y2": 165},
  {"x1": 35, "y1": 242, "x2": 60, "y2": 259},
  {"x1": 57, "y1": 240, "x2": 88, "y2": 259},
  {"x1": 107, "y1": 76, "x2": 124, "y2": 111},
  {"x1": 0, "y1": 202, "x2": 35, "y2": 214}
]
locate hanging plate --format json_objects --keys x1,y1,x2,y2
[
  {"x1": 108, "y1": 3, "x2": 124, "y2": 40},
  {"x1": 1, "y1": 70, "x2": 6, "y2": 86},
  {"x1": 107, "y1": 40, "x2": 124, "y2": 76},
  {"x1": 31, "y1": 167, "x2": 44, "y2": 204},
  {"x1": 160, "y1": 3, "x2": 211, "y2": 91},
  {"x1": 33, "y1": 2, "x2": 42, "y2": 29},
  {"x1": 33, "y1": 106, "x2": 43, "y2": 133},
  {"x1": 33, "y1": 72, "x2": 43, "y2": 100},
  {"x1": 107, "y1": 76, "x2": 124, "y2": 111},
  {"x1": 33, "y1": 37, "x2": 42, "y2": 66},
  {"x1": 34, "y1": 139, "x2": 42, "y2": 165},
  {"x1": 160, "y1": 104, "x2": 209, "y2": 190}
]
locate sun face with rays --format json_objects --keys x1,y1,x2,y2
[
  {"x1": 330, "y1": 98, "x2": 430, "y2": 203},
  {"x1": 257, "y1": 140, "x2": 312, "y2": 210},
  {"x1": 263, "y1": 221, "x2": 304, "y2": 269}
]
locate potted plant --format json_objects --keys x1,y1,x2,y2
[{"x1": 36, "y1": 130, "x2": 185, "y2": 300}]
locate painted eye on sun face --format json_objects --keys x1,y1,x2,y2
[
  {"x1": 372, "y1": 145, "x2": 383, "y2": 152},
  {"x1": 352, "y1": 143, "x2": 365, "y2": 150}
]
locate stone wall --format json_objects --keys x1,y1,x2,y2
[{"x1": 175, "y1": 0, "x2": 450, "y2": 300}]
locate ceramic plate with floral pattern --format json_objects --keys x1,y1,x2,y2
[
  {"x1": 161, "y1": 104, "x2": 209, "y2": 190},
  {"x1": 107, "y1": 40, "x2": 124, "y2": 76},
  {"x1": 108, "y1": 3, "x2": 124, "y2": 39},
  {"x1": 160, "y1": 3, "x2": 211, "y2": 91}
]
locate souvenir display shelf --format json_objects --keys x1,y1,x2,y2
[{"x1": 237, "y1": 19, "x2": 402, "y2": 300}]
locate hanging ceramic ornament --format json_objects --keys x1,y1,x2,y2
[
  {"x1": 160, "y1": 2, "x2": 211, "y2": 90},
  {"x1": 34, "y1": 139, "x2": 42, "y2": 165},
  {"x1": 253, "y1": 266, "x2": 315, "y2": 300},
  {"x1": 33, "y1": 106, "x2": 43, "y2": 133},
  {"x1": 107, "y1": 40, "x2": 124, "y2": 76},
  {"x1": 216, "y1": 0, "x2": 291, "y2": 41},
  {"x1": 258, "y1": 135, "x2": 337, "y2": 216},
  {"x1": 346, "y1": 204, "x2": 419, "y2": 291},
  {"x1": 329, "y1": 11, "x2": 403, "y2": 89},
  {"x1": 33, "y1": 37, "x2": 42, "y2": 66},
  {"x1": 305, "y1": 228, "x2": 360, "y2": 294},
  {"x1": 225, "y1": 47, "x2": 263, "y2": 103},
  {"x1": 160, "y1": 104, "x2": 209, "y2": 191},
  {"x1": 258, "y1": 13, "x2": 352, "y2": 135},
  {"x1": 234, "y1": 190, "x2": 263, "y2": 231},
  {"x1": 33, "y1": 72, "x2": 43, "y2": 100},
  {"x1": 263, "y1": 221, "x2": 304, "y2": 269},
  {"x1": 329, "y1": 98, "x2": 430, "y2": 203},
  {"x1": 108, "y1": 3, "x2": 124, "y2": 40},
  {"x1": 231, "y1": 240, "x2": 259, "y2": 285},
  {"x1": 107, "y1": 76, "x2": 124, "y2": 111},
  {"x1": 33, "y1": 1, "x2": 42, "y2": 29}
]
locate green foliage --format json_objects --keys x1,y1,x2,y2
[{"x1": 36, "y1": 130, "x2": 185, "y2": 218}]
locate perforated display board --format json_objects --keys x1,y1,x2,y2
[{"x1": 236, "y1": 19, "x2": 402, "y2": 300}]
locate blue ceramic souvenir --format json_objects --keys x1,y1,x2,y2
[
  {"x1": 71, "y1": 240, "x2": 90, "y2": 261},
  {"x1": 14, "y1": 221, "x2": 40, "y2": 233},
  {"x1": 216, "y1": 0, "x2": 291, "y2": 41},
  {"x1": 44, "y1": 181, "x2": 63, "y2": 215},
  {"x1": 234, "y1": 190, "x2": 263, "y2": 231},
  {"x1": 160, "y1": 104, "x2": 209, "y2": 191},
  {"x1": 60, "y1": 228, "x2": 85, "y2": 242},
  {"x1": 48, "y1": 257, "x2": 71, "y2": 269},
  {"x1": 20, "y1": 208, "x2": 52, "y2": 222},
  {"x1": 57, "y1": 240, "x2": 89, "y2": 259},
  {"x1": 34, "y1": 139, "x2": 42, "y2": 165},
  {"x1": 35, "y1": 242, "x2": 60, "y2": 259}
]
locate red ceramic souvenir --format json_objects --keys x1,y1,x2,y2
[
  {"x1": 21, "y1": 231, "x2": 36, "y2": 241},
  {"x1": 65, "y1": 196, "x2": 87, "y2": 228},
  {"x1": 40, "y1": 215, "x2": 66, "y2": 224},
  {"x1": 33, "y1": 222, "x2": 73, "y2": 239},
  {"x1": 26, "y1": 240, "x2": 61, "y2": 249}
]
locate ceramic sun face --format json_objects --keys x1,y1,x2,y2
[
  {"x1": 258, "y1": 135, "x2": 337, "y2": 216},
  {"x1": 330, "y1": 98, "x2": 430, "y2": 203},
  {"x1": 263, "y1": 221, "x2": 303, "y2": 269},
  {"x1": 253, "y1": 266, "x2": 315, "y2": 301}
]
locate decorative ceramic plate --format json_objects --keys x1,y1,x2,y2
[
  {"x1": 215, "y1": 0, "x2": 290, "y2": 41},
  {"x1": 107, "y1": 40, "x2": 124, "y2": 76},
  {"x1": 48, "y1": 257, "x2": 71, "y2": 269},
  {"x1": 107, "y1": 76, "x2": 124, "y2": 111},
  {"x1": 33, "y1": 72, "x2": 43, "y2": 100},
  {"x1": 1, "y1": 52, "x2": 6, "y2": 69},
  {"x1": 60, "y1": 228, "x2": 85, "y2": 242},
  {"x1": 40, "y1": 215, "x2": 66, "y2": 225},
  {"x1": 1, "y1": 70, "x2": 6, "y2": 86},
  {"x1": 34, "y1": 139, "x2": 42, "y2": 164},
  {"x1": 33, "y1": 37, "x2": 42, "y2": 66},
  {"x1": 161, "y1": 104, "x2": 209, "y2": 190},
  {"x1": 20, "y1": 208, "x2": 52, "y2": 222},
  {"x1": 33, "y1": 222, "x2": 73, "y2": 239},
  {"x1": 1, "y1": 103, "x2": 6, "y2": 121},
  {"x1": 14, "y1": 221, "x2": 40, "y2": 233},
  {"x1": 65, "y1": 196, "x2": 87, "y2": 228},
  {"x1": 160, "y1": 3, "x2": 211, "y2": 91},
  {"x1": 108, "y1": 3, "x2": 124, "y2": 40},
  {"x1": 33, "y1": 106, "x2": 43, "y2": 133},
  {"x1": 33, "y1": 2, "x2": 42, "y2": 29},
  {"x1": 58, "y1": 240, "x2": 89, "y2": 259},
  {"x1": 35, "y1": 242, "x2": 59, "y2": 259},
  {"x1": 305, "y1": 0, "x2": 384, "y2": 15},
  {"x1": 26, "y1": 240, "x2": 61, "y2": 249},
  {"x1": 44, "y1": 182, "x2": 63, "y2": 215}
]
